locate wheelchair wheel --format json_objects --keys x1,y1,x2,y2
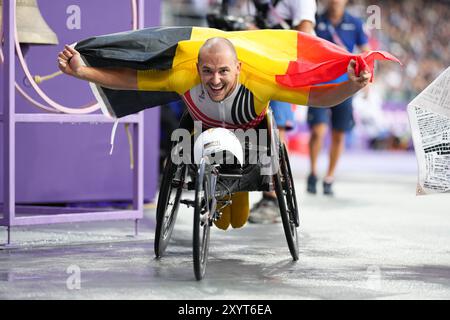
[
  {"x1": 274, "y1": 143, "x2": 299, "y2": 261},
  {"x1": 193, "y1": 158, "x2": 212, "y2": 280},
  {"x1": 154, "y1": 158, "x2": 186, "y2": 258},
  {"x1": 281, "y1": 144, "x2": 299, "y2": 227}
]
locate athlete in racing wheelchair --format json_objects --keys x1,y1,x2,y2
[
  {"x1": 58, "y1": 26, "x2": 398, "y2": 280},
  {"x1": 155, "y1": 108, "x2": 300, "y2": 280}
]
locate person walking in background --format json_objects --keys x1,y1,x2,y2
[
  {"x1": 307, "y1": 0, "x2": 369, "y2": 196},
  {"x1": 248, "y1": 0, "x2": 318, "y2": 224}
]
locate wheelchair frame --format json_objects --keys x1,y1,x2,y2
[{"x1": 154, "y1": 111, "x2": 300, "y2": 280}]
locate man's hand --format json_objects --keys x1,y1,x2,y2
[
  {"x1": 57, "y1": 44, "x2": 137, "y2": 90},
  {"x1": 58, "y1": 45, "x2": 83, "y2": 78},
  {"x1": 347, "y1": 59, "x2": 371, "y2": 90}
]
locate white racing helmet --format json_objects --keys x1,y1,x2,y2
[{"x1": 194, "y1": 128, "x2": 244, "y2": 165}]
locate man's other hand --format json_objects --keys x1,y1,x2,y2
[
  {"x1": 347, "y1": 59, "x2": 371, "y2": 90},
  {"x1": 58, "y1": 45, "x2": 83, "y2": 77}
]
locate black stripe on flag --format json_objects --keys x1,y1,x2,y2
[
  {"x1": 76, "y1": 27, "x2": 193, "y2": 70},
  {"x1": 75, "y1": 27, "x2": 193, "y2": 118}
]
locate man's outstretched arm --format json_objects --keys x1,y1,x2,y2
[
  {"x1": 58, "y1": 45, "x2": 138, "y2": 90},
  {"x1": 308, "y1": 60, "x2": 371, "y2": 107}
]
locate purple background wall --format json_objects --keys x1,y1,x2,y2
[{"x1": 1, "y1": 0, "x2": 161, "y2": 203}]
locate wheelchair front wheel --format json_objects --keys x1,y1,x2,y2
[{"x1": 193, "y1": 159, "x2": 212, "y2": 280}]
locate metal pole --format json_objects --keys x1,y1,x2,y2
[
  {"x1": 3, "y1": 0, "x2": 17, "y2": 237},
  {"x1": 132, "y1": 119, "x2": 144, "y2": 217},
  {"x1": 131, "y1": 0, "x2": 145, "y2": 237},
  {"x1": 138, "y1": 0, "x2": 144, "y2": 29}
]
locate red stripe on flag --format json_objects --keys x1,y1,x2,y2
[{"x1": 276, "y1": 32, "x2": 401, "y2": 88}]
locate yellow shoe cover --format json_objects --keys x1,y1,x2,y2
[
  {"x1": 213, "y1": 192, "x2": 250, "y2": 230},
  {"x1": 213, "y1": 203, "x2": 231, "y2": 230},
  {"x1": 230, "y1": 192, "x2": 249, "y2": 228}
]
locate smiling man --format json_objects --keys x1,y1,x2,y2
[{"x1": 197, "y1": 38, "x2": 240, "y2": 102}]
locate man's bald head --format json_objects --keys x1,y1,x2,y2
[
  {"x1": 198, "y1": 37, "x2": 238, "y2": 64},
  {"x1": 196, "y1": 37, "x2": 241, "y2": 102}
]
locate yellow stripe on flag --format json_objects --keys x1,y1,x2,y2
[{"x1": 173, "y1": 27, "x2": 297, "y2": 77}]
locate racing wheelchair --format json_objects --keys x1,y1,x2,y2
[{"x1": 154, "y1": 110, "x2": 299, "y2": 280}]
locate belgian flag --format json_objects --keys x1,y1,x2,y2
[{"x1": 75, "y1": 26, "x2": 400, "y2": 118}]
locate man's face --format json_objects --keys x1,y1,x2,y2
[{"x1": 197, "y1": 51, "x2": 241, "y2": 102}]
